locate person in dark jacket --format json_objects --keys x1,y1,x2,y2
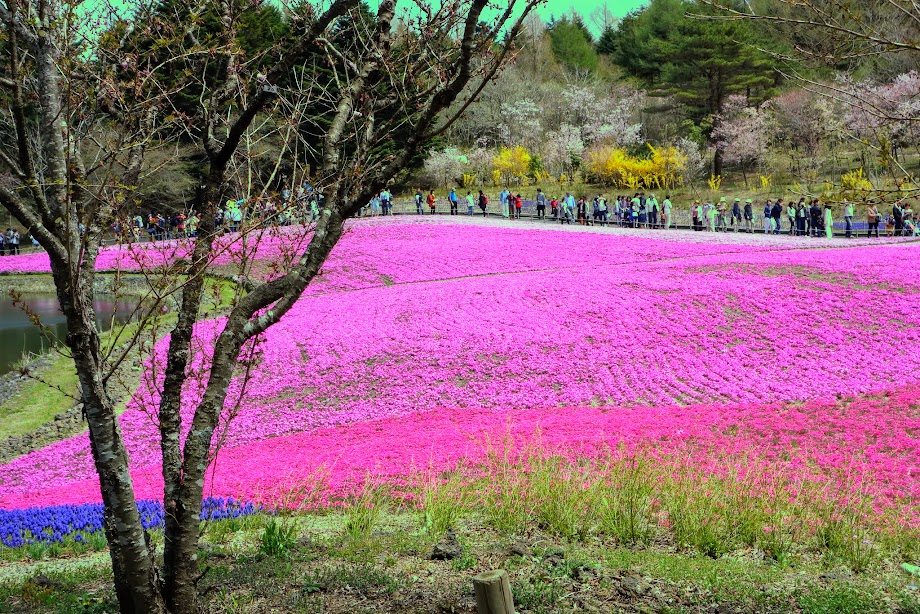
[
  {"x1": 770, "y1": 199, "x2": 783, "y2": 235},
  {"x1": 810, "y1": 200, "x2": 822, "y2": 236},
  {"x1": 743, "y1": 199, "x2": 753, "y2": 233},
  {"x1": 731, "y1": 198, "x2": 742, "y2": 231},
  {"x1": 893, "y1": 202, "x2": 904, "y2": 236}
]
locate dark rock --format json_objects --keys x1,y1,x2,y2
[
  {"x1": 431, "y1": 529, "x2": 463, "y2": 560},
  {"x1": 619, "y1": 575, "x2": 650, "y2": 598},
  {"x1": 542, "y1": 551, "x2": 565, "y2": 567},
  {"x1": 510, "y1": 540, "x2": 532, "y2": 557}
]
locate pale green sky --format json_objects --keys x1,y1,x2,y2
[{"x1": 536, "y1": 0, "x2": 648, "y2": 35}]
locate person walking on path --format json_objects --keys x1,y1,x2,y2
[
  {"x1": 824, "y1": 203, "x2": 834, "y2": 238},
  {"x1": 649, "y1": 194, "x2": 659, "y2": 228},
  {"x1": 561, "y1": 193, "x2": 574, "y2": 224},
  {"x1": 844, "y1": 201, "x2": 854, "y2": 237},
  {"x1": 478, "y1": 191, "x2": 488, "y2": 217},
  {"x1": 796, "y1": 198, "x2": 807, "y2": 236},
  {"x1": 415, "y1": 188, "x2": 423, "y2": 214},
  {"x1": 535, "y1": 189, "x2": 547, "y2": 219},
  {"x1": 771, "y1": 199, "x2": 783, "y2": 235},
  {"x1": 427, "y1": 190, "x2": 436, "y2": 214},
  {"x1": 867, "y1": 203, "x2": 880, "y2": 237},
  {"x1": 730, "y1": 198, "x2": 742, "y2": 231},
  {"x1": 499, "y1": 189, "x2": 510, "y2": 218},
  {"x1": 563, "y1": 193, "x2": 576, "y2": 225},
  {"x1": 743, "y1": 199, "x2": 753, "y2": 232},
  {"x1": 763, "y1": 201, "x2": 773, "y2": 234},
  {"x1": 662, "y1": 195, "x2": 672, "y2": 230},
  {"x1": 787, "y1": 200, "x2": 797, "y2": 235},
  {"x1": 893, "y1": 201, "x2": 905, "y2": 236},
  {"x1": 513, "y1": 193, "x2": 523, "y2": 219},
  {"x1": 380, "y1": 188, "x2": 392, "y2": 216},
  {"x1": 7, "y1": 228, "x2": 19, "y2": 255},
  {"x1": 466, "y1": 191, "x2": 475, "y2": 216},
  {"x1": 448, "y1": 188, "x2": 459, "y2": 215}
]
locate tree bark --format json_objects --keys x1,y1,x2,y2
[{"x1": 51, "y1": 265, "x2": 164, "y2": 614}]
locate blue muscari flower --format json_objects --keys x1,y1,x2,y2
[{"x1": 0, "y1": 497, "x2": 258, "y2": 549}]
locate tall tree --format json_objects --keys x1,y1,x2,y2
[
  {"x1": 611, "y1": 0, "x2": 778, "y2": 174},
  {"x1": 0, "y1": 1, "x2": 543, "y2": 613},
  {"x1": 549, "y1": 15, "x2": 599, "y2": 74}
]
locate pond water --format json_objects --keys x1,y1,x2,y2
[{"x1": 0, "y1": 294, "x2": 139, "y2": 375}]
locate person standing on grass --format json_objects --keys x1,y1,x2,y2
[
  {"x1": 478, "y1": 190, "x2": 488, "y2": 216},
  {"x1": 466, "y1": 191, "x2": 475, "y2": 216},
  {"x1": 535, "y1": 188, "x2": 546, "y2": 219},
  {"x1": 844, "y1": 201, "x2": 854, "y2": 237},
  {"x1": 448, "y1": 187, "x2": 459, "y2": 215},
  {"x1": 415, "y1": 188, "x2": 423, "y2": 214}
]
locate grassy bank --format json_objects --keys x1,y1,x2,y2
[
  {"x1": 1, "y1": 446, "x2": 918, "y2": 612},
  {"x1": 1, "y1": 506, "x2": 916, "y2": 613},
  {"x1": 0, "y1": 276, "x2": 237, "y2": 443}
]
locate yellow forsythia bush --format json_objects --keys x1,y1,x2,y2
[{"x1": 585, "y1": 144, "x2": 686, "y2": 189}]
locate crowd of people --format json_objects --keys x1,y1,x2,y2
[
  {"x1": 0, "y1": 228, "x2": 22, "y2": 255},
  {"x1": 391, "y1": 188, "x2": 919, "y2": 238},
  {"x1": 106, "y1": 183, "x2": 919, "y2": 246}
]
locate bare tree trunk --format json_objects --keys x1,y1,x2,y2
[
  {"x1": 51, "y1": 266, "x2": 164, "y2": 614},
  {"x1": 713, "y1": 148, "x2": 724, "y2": 178}
]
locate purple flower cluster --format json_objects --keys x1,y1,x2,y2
[{"x1": 0, "y1": 497, "x2": 255, "y2": 549}]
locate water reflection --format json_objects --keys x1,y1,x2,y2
[{"x1": 0, "y1": 294, "x2": 139, "y2": 375}]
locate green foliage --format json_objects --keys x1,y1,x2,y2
[
  {"x1": 343, "y1": 485, "x2": 384, "y2": 541},
  {"x1": 611, "y1": 0, "x2": 778, "y2": 121},
  {"x1": 798, "y1": 584, "x2": 882, "y2": 614},
  {"x1": 549, "y1": 17, "x2": 599, "y2": 74},
  {"x1": 420, "y1": 473, "x2": 469, "y2": 535},
  {"x1": 259, "y1": 518, "x2": 298, "y2": 557},
  {"x1": 596, "y1": 25, "x2": 617, "y2": 56},
  {"x1": 596, "y1": 454, "x2": 657, "y2": 546}
]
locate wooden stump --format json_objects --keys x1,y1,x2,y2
[{"x1": 473, "y1": 569, "x2": 515, "y2": 614}]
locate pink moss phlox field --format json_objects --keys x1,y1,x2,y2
[
  {"x1": 1, "y1": 219, "x2": 918, "y2": 526},
  {"x1": 1, "y1": 392, "x2": 918, "y2": 523}
]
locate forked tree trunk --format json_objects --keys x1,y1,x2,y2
[{"x1": 51, "y1": 265, "x2": 164, "y2": 614}]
